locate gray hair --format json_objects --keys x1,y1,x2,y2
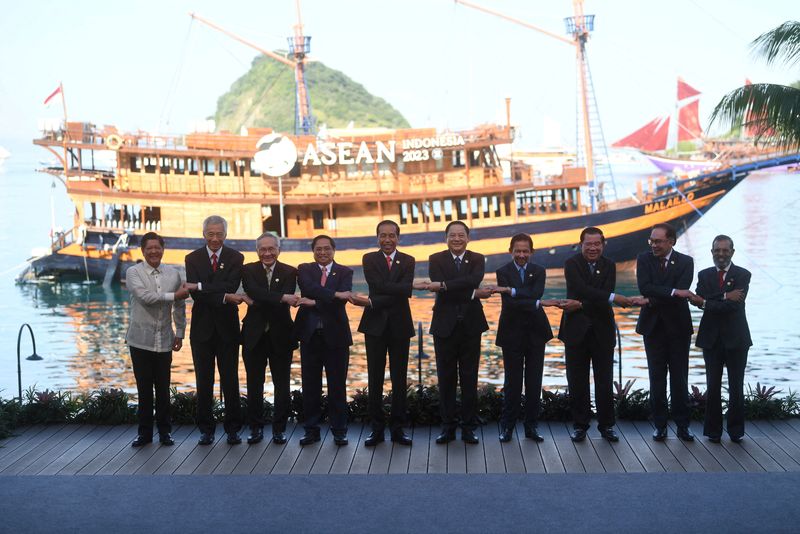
[
  {"x1": 202, "y1": 215, "x2": 228, "y2": 235},
  {"x1": 256, "y1": 231, "x2": 281, "y2": 249}
]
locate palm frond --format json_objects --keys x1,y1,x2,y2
[
  {"x1": 710, "y1": 83, "x2": 800, "y2": 149},
  {"x1": 751, "y1": 21, "x2": 800, "y2": 67}
]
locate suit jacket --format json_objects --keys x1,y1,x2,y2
[
  {"x1": 357, "y1": 250, "x2": 415, "y2": 339},
  {"x1": 185, "y1": 245, "x2": 244, "y2": 343},
  {"x1": 695, "y1": 263, "x2": 752, "y2": 349},
  {"x1": 495, "y1": 261, "x2": 553, "y2": 349},
  {"x1": 240, "y1": 260, "x2": 299, "y2": 352},
  {"x1": 294, "y1": 261, "x2": 354, "y2": 348},
  {"x1": 557, "y1": 253, "x2": 617, "y2": 348},
  {"x1": 635, "y1": 249, "x2": 694, "y2": 337},
  {"x1": 428, "y1": 249, "x2": 489, "y2": 338}
]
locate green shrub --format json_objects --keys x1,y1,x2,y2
[
  {"x1": 76, "y1": 389, "x2": 136, "y2": 425},
  {"x1": 539, "y1": 389, "x2": 572, "y2": 421},
  {"x1": 21, "y1": 388, "x2": 79, "y2": 424}
]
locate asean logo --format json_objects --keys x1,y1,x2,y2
[{"x1": 253, "y1": 133, "x2": 298, "y2": 177}]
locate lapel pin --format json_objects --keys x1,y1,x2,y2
[
  {"x1": 464, "y1": 259, "x2": 469, "y2": 264},
  {"x1": 670, "y1": 260, "x2": 675, "y2": 265},
  {"x1": 528, "y1": 273, "x2": 533, "y2": 278},
  {"x1": 395, "y1": 260, "x2": 400, "y2": 264},
  {"x1": 274, "y1": 278, "x2": 280, "y2": 282},
  {"x1": 332, "y1": 271, "x2": 337, "y2": 276},
  {"x1": 219, "y1": 263, "x2": 225, "y2": 270}
]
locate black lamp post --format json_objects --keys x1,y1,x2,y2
[{"x1": 17, "y1": 323, "x2": 43, "y2": 403}]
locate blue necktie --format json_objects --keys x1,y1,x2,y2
[
  {"x1": 519, "y1": 266, "x2": 525, "y2": 283},
  {"x1": 454, "y1": 257, "x2": 461, "y2": 272}
]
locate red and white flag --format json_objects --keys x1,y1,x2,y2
[{"x1": 43, "y1": 84, "x2": 62, "y2": 106}]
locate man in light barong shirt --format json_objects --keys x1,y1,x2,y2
[{"x1": 126, "y1": 232, "x2": 189, "y2": 448}]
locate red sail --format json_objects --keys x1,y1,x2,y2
[
  {"x1": 677, "y1": 78, "x2": 700, "y2": 100},
  {"x1": 612, "y1": 116, "x2": 670, "y2": 151},
  {"x1": 677, "y1": 100, "x2": 702, "y2": 141}
]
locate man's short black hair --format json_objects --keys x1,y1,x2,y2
[
  {"x1": 445, "y1": 220, "x2": 470, "y2": 236},
  {"x1": 579, "y1": 226, "x2": 605, "y2": 243},
  {"x1": 509, "y1": 233, "x2": 533, "y2": 251},
  {"x1": 376, "y1": 220, "x2": 401, "y2": 236},
  {"x1": 652, "y1": 223, "x2": 677, "y2": 243},
  {"x1": 712, "y1": 234, "x2": 734, "y2": 249},
  {"x1": 140, "y1": 232, "x2": 165, "y2": 252},
  {"x1": 311, "y1": 234, "x2": 335, "y2": 250}
]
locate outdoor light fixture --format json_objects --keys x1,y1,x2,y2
[{"x1": 17, "y1": 323, "x2": 43, "y2": 403}]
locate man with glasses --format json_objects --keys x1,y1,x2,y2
[{"x1": 636, "y1": 223, "x2": 695, "y2": 442}]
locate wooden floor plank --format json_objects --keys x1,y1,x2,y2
[
  {"x1": 252, "y1": 424, "x2": 301, "y2": 475},
  {"x1": 752, "y1": 421, "x2": 800, "y2": 465},
  {"x1": 0, "y1": 425, "x2": 67, "y2": 472},
  {"x1": 684, "y1": 420, "x2": 760, "y2": 472},
  {"x1": 310, "y1": 426, "x2": 339, "y2": 475},
  {"x1": 59, "y1": 425, "x2": 129, "y2": 476},
  {"x1": 407, "y1": 426, "x2": 430, "y2": 474},
  {"x1": 446, "y1": 438, "x2": 466, "y2": 474},
  {"x1": 0, "y1": 425, "x2": 47, "y2": 460},
  {"x1": 499, "y1": 429, "x2": 525, "y2": 474},
  {"x1": 602, "y1": 425, "x2": 646, "y2": 473},
  {"x1": 426, "y1": 428, "x2": 448, "y2": 474},
  {"x1": 550, "y1": 422, "x2": 585, "y2": 473},
  {"x1": 172, "y1": 431, "x2": 225, "y2": 475},
  {"x1": 748, "y1": 434, "x2": 800, "y2": 472},
  {"x1": 96, "y1": 428, "x2": 155, "y2": 475},
  {"x1": 38, "y1": 426, "x2": 113, "y2": 475},
  {"x1": 213, "y1": 428, "x2": 255, "y2": 474},
  {"x1": 349, "y1": 425, "x2": 376, "y2": 474},
  {"x1": 328, "y1": 424, "x2": 363, "y2": 475},
  {"x1": 482, "y1": 422, "x2": 506, "y2": 474},
  {"x1": 77, "y1": 425, "x2": 137, "y2": 475},
  {"x1": 570, "y1": 429, "x2": 605, "y2": 474},
  {"x1": 388, "y1": 441, "x2": 412, "y2": 474},
  {"x1": 117, "y1": 432, "x2": 179, "y2": 476},
  {"x1": 615, "y1": 421, "x2": 662, "y2": 473},
  {"x1": 534, "y1": 423, "x2": 565, "y2": 474},
  {"x1": 720, "y1": 437, "x2": 778, "y2": 472},
  {"x1": 667, "y1": 422, "x2": 737, "y2": 473},
  {"x1": 514, "y1": 423, "x2": 545, "y2": 474},
  {"x1": 20, "y1": 425, "x2": 96, "y2": 476},
  {"x1": 153, "y1": 428, "x2": 201, "y2": 475},
  {"x1": 268, "y1": 423, "x2": 305, "y2": 474},
  {"x1": 631, "y1": 421, "x2": 684, "y2": 473},
  {"x1": 367, "y1": 434, "x2": 394, "y2": 475},
  {"x1": 589, "y1": 436, "x2": 626, "y2": 473},
  {"x1": 4, "y1": 425, "x2": 84, "y2": 475},
  {"x1": 290, "y1": 426, "x2": 329, "y2": 475},
  {"x1": 134, "y1": 426, "x2": 193, "y2": 475},
  {"x1": 465, "y1": 427, "x2": 487, "y2": 474}
]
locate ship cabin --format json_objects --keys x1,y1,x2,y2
[{"x1": 34, "y1": 122, "x2": 590, "y2": 244}]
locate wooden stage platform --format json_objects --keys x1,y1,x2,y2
[{"x1": 2, "y1": 419, "x2": 800, "y2": 476}]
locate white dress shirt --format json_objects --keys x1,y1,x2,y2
[{"x1": 125, "y1": 261, "x2": 186, "y2": 353}]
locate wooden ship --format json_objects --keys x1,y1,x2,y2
[{"x1": 22, "y1": 1, "x2": 775, "y2": 282}]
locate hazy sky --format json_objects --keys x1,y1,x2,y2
[{"x1": 1, "y1": 0, "x2": 797, "y2": 149}]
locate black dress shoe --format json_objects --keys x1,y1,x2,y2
[
  {"x1": 272, "y1": 432, "x2": 287, "y2": 445},
  {"x1": 461, "y1": 429, "x2": 479, "y2": 444},
  {"x1": 730, "y1": 435, "x2": 744, "y2": 443},
  {"x1": 198, "y1": 432, "x2": 215, "y2": 445},
  {"x1": 131, "y1": 435, "x2": 152, "y2": 448},
  {"x1": 390, "y1": 430, "x2": 412, "y2": 446},
  {"x1": 159, "y1": 433, "x2": 175, "y2": 446},
  {"x1": 524, "y1": 426, "x2": 545, "y2": 442},
  {"x1": 435, "y1": 430, "x2": 456, "y2": 444},
  {"x1": 226, "y1": 431, "x2": 242, "y2": 445},
  {"x1": 333, "y1": 434, "x2": 348, "y2": 446},
  {"x1": 299, "y1": 432, "x2": 321, "y2": 446},
  {"x1": 499, "y1": 427, "x2": 513, "y2": 443},
  {"x1": 707, "y1": 435, "x2": 721, "y2": 443},
  {"x1": 364, "y1": 431, "x2": 385, "y2": 447},
  {"x1": 652, "y1": 428, "x2": 668, "y2": 442},
  {"x1": 677, "y1": 427, "x2": 695, "y2": 442},
  {"x1": 599, "y1": 428, "x2": 619, "y2": 442},
  {"x1": 247, "y1": 428, "x2": 264, "y2": 444},
  {"x1": 570, "y1": 428, "x2": 587, "y2": 442}
]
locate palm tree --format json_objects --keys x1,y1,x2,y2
[{"x1": 710, "y1": 21, "x2": 800, "y2": 149}]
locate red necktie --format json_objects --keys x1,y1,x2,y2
[
  {"x1": 320, "y1": 265, "x2": 328, "y2": 285},
  {"x1": 718, "y1": 270, "x2": 725, "y2": 289},
  {"x1": 386, "y1": 255, "x2": 392, "y2": 270},
  {"x1": 211, "y1": 253, "x2": 218, "y2": 272},
  {"x1": 660, "y1": 258, "x2": 667, "y2": 272}
]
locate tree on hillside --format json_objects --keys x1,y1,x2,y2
[{"x1": 710, "y1": 21, "x2": 800, "y2": 149}]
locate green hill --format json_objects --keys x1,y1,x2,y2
[{"x1": 214, "y1": 54, "x2": 410, "y2": 133}]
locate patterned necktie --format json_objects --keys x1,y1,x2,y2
[
  {"x1": 386, "y1": 255, "x2": 392, "y2": 271},
  {"x1": 718, "y1": 269, "x2": 725, "y2": 289},
  {"x1": 211, "y1": 253, "x2": 218, "y2": 272},
  {"x1": 659, "y1": 257, "x2": 667, "y2": 272},
  {"x1": 454, "y1": 256, "x2": 461, "y2": 272},
  {"x1": 266, "y1": 266, "x2": 272, "y2": 287},
  {"x1": 320, "y1": 265, "x2": 328, "y2": 285},
  {"x1": 589, "y1": 262, "x2": 596, "y2": 275}
]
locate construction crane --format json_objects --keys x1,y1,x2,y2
[
  {"x1": 190, "y1": 0, "x2": 315, "y2": 136},
  {"x1": 455, "y1": 0, "x2": 617, "y2": 211}
]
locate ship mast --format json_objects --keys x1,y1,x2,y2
[
  {"x1": 455, "y1": 0, "x2": 616, "y2": 212},
  {"x1": 190, "y1": 4, "x2": 315, "y2": 135}
]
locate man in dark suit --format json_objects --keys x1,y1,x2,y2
[
  {"x1": 636, "y1": 222, "x2": 695, "y2": 442},
  {"x1": 240, "y1": 232, "x2": 299, "y2": 445},
  {"x1": 294, "y1": 235, "x2": 354, "y2": 446},
  {"x1": 559, "y1": 227, "x2": 637, "y2": 443},
  {"x1": 689, "y1": 235, "x2": 751, "y2": 443},
  {"x1": 493, "y1": 233, "x2": 556, "y2": 443},
  {"x1": 426, "y1": 221, "x2": 492, "y2": 445},
  {"x1": 184, "y1": 215, "x2": 245, "y2": 446},
  {"x1": 357, "y1": 220, "x2": 415, "y2": 447}
]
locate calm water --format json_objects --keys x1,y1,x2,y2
[{"x1": 1, "y1": 140, "x2": 799, "y2": 399}]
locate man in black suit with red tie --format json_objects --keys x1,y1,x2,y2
[
  {"x1": 559, "y1": 227, "x2": 637, "y2": 443},
  {"x1": 426, "y1": 221, "x2": 492, "y2": 445},
  {"x1": 493, "y1": 233, "x2": 555, "y2": 443},
  {"x1": 357, "y1": 220, "x2": 415, "y2": 447},
  {"x1": 689, "y1": 235, "x2": 751, "y2": 443},
  {"x1": 636, "y1": 222, "x2": 695, "y2": 442},
  {"x1": 294, "y1": 235, "x2": 354, "y2": 447},
  {"x1": 240, "y1": 232, "x2": 298, "y2": 446},
  {"x1": 184, "y1": 215, "x2": 244, "y2": 446}
]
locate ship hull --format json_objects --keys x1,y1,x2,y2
[
  {"x1": 25, "y1": 174, "x2": 743, "y2": 282},
  {"x1": 644, "y1": 153, "x2": 719, "y2": 173}
]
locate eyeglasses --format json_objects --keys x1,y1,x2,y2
[{"x1": 648, "y1": 238, "x2": 669, "y2": 246}]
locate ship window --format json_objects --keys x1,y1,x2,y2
[
  {"x1": 422, "y1": 201, "x2": 431, "y2": 224},
  {"x1": 312, "y1": 210, "x2": 324, "y2": 230},
  {"x1": 203, "y1": 160, "x2": 216, "y2": 174},
  {"x1": 470, "y1": 197, "x2": 479, "y2": 216},
  {"x1": 470, "y1": 150, "x2": 480, "y2": 166},
  {"x1": 435, "y1": 154, "x2": 444, "y2": 171},
  {"x1": 173, "y1": 158, "x2": 185, "y2": 173},
  {"x1": 188, "y1": 159, "x2": 198, "y2": 175},
  {"x1": 432, "y1": 200, "x2": 442, "y2": 222},
  {"x1": 492, "y1": 195, "x2": 501, "y2": 217},
  {"x1": 503, "y1": 194, "x2": 512, "y2": 216},
  {"x1": 443, "y1": 199, "x2": 453, "y2": 220},
  {"x1": 130, "y1": 156, "x2": 141, "y2": 172},
  {"x1": 160, "y1": 157, "x2": 170, "y2": 174},
  {"x1": 452, "y1": 150, "x2": 464, "y2": 168},
  {"x1": 457, "y1": 199, "x2": 467, "y2": 219},
  {"x1": 399, "y1": 203, "x2": 408, "y2": 225},
  {"x1": 410, "y1": 203, "x2": 419, "y2": 224},
  {"x1": 144, "y1": 157, "x2": 156, "y2": 174},
  {"x1": 219, "y1": 160, "x2": 230, "y2": 176},
  {"x1": 481, "y1": 196, "x2": 490, "y2": 218}
]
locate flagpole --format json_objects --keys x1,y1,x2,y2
[{"x1": 58, "y1": 82, "x2": 68, "y2": 250}]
